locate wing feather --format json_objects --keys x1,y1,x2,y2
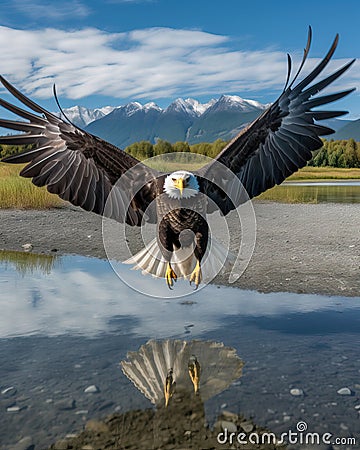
[
  {"x1": 197, "y1": 29, "x2": 355, "y2": 214},
  {"x1": 0, "y1": 76, "x2": 160, "y2": 225}
]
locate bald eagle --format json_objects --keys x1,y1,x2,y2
[{"x1": 0, "y1": 29, "x2": 355, "y2": 289}]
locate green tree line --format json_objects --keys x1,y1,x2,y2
[
  {"x1": 0, "y1": 144, "x2": 34, "y2": 159},
  {"x1": 1, "y1": 138, "x2": 360, "y2": 168},
  {"x1": 125, "y1": 138, "x2": 228, "y2": 160},
  {"x1": 309, "y1": 139, "x2": 360, "y2": 168}
]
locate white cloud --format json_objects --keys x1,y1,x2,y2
[
  {"x1": 10, "y1": 0, "x2": 90, "y2": 20},
  {"x1": 0, "y1": 25, "x2": 358, "y2": 104}
]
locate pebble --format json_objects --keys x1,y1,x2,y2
[
  {"x1": 354, "y1": 404, "x2": 360, "y2": 410},
  {"x1": 21, "y1": 243, "x2": 33, "y2": 252},
  {"x1": 55, "y1": 398, "x2": 76, "y2": 410},
  {"x1": 84, "y1": 385, "x2": 100, "y2": 394},
  {"x1": 220, "y1": 420, "x2": 237, "y2": 433},
  {"x1": 221, "y1": 410, "x2": 238, "y2": 421},
  {"x1": 53, "y1": 440, "x2": 70, "y2": 450},
  {"x1": 9, "y1": 436, "x2": 34, "y2": 450},
  {"x1": 7, "y1": 405, "x2": 22, "y2": 412},
  {"x1": 290, "y1": 388, "x2": 304, "y2": 396},
  {"x1": 337, "y1": 387, "x2": 353, "y2": 396},
  {"x1": 75, "y1": 409, "x2": 89, "y2": 415},
  {"x1": 240, "y1": 421, "x2": 254, "y2": 433},
  {"x1": 1, "y1": 386, "x2": 17, "y2": 397}
]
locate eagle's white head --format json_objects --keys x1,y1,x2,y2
[{"x1": 163, "y1": 170, "x2": 200, "y2": 200}]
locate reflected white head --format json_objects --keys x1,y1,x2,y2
[{"x1": 164, "y1": 170, "x2": 200, "y2": 199}]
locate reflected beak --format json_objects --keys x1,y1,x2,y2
[{"x1": 175, "y1": 178, "x2": 185, "y2": 196}]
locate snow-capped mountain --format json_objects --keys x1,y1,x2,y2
[
  {"x1": 165, "y1": 98, "x2": 216, "y2": 117},
  {"x1": 212, "y1": 95, "x2": 269, "y2": 112},
  {"x1": 60, "y1": 98, "x2": 218, "y2": 128},
  {"x1": 53, "y1": 94, "x2": 358, "y2": 147},
  {"x1": 56, "y1": 105, "x2": 117, "y2": 127},
  {"x1": 84, "y1": 95, "x2": 269, "y2": 147}
]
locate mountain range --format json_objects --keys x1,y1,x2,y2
[{"x1": 58, "y1": 96, "x2": 359, "y2": 148}]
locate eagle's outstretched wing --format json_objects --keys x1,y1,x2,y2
[
  {"x1": 0, "y1": 76, "x2": 160, "y2": 225},
  {"x1": 197, "y1": 28, "x2": 356, "y2": 215}
]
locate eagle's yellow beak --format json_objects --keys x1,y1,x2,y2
[{"x1": 174, "y1": 177, "x2": 185, "y2": 195}]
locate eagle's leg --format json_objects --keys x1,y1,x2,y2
[
  {"x1": 158, "y1": 219, "x2": 179, "y2": 289},
  {"x1": 165, "y1": 262, "x2": 177, "y2": 289},
  {"x1": 164, "y1": 368, "x2": 175, "y2": 407},
  {"x1": 189, "y1": 260, "x2": 202, "y2": 289},
  {"x1": 189, "y1": 227, "x2": 208, "y2": 290},
  {"x1": 188, "y1": 355, "x2": 201, "y2": 394}
]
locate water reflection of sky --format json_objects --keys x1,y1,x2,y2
[
  {"x1": 1, "y1": 253, "x2": 360, "y2": 339},
  {"x1": 2, "y1": 252, "x2": 360, "y2": 448}
]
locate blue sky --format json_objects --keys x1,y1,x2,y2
[{"x1": 0, "y1": 0, "x2": 359, "y2": 118}]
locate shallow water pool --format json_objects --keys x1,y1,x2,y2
[{"x1": 0, "y1": 252, "x2": 359, "y2": 448}]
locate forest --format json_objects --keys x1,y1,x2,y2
[{"x1": 124, "y1": 138, "x2": 360, "y2": 168}]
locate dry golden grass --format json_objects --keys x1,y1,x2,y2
[
  {"x1": 257, "y1": 186, "x2": 319, "y2": 203},
  {"x1": 0, "y1": 163, "x2": 64, "y2": 209},
  {"x1": 1, "y1": 161, "x2": 359, "y2": 208},
  {"x1": 288, "y1": 167, "x2": 360, "y2": 180}
]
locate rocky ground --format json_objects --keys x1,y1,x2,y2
[
  {"x1": 0, "y1": 201, "x2": 359, "y2": 297},
  {"x1": 48, "y1": 408, "x2": 286, "y2": 450}
]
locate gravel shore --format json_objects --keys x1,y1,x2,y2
[{"x1": 1, "y1": 201, "x2": 359, "y2": 297}]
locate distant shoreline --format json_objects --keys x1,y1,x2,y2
[
  {"x1": 1, "y1": 162, "x2": 360, "y2": 209},
  {"x1": 1, "y1": 201, "x2": 359, "y2": 297}
]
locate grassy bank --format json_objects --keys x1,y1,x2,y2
[
  {"x1": 287, "y1": 167, "x2": 360, "y2": 180},
  {"x1": 1, "y1": 162, "x2": 359, "y2": 208},
  {"x1": 0, "y1": 164, "x2": 63, "y2": 209}
]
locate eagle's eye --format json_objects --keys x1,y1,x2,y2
[{"x1": 172, "y1": 178, "x2": 176, "y2": 182}]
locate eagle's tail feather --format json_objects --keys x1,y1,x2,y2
[
  {"x1": 202, "y1": 237, "x2": 236, "y2": 282},
  {"x1": 123, "y1": 238, "x2": 168, "y2": 278},
  {"x1": 123, "y1": 237, "x2": 235, "y2": 282}
]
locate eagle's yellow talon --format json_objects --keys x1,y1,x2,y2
[
  {"x1": 166, "y1": 263, "x2": 177, "y2": 289},
  {"x1": 188, "y1": 355, "x2": 201, "y2": 394},
  {"x1": 189, "y1": 260, "x2": 202, "y2": 289},
  {"x1": 164, "y1": 368, "x2": 175, "y2": 407}
]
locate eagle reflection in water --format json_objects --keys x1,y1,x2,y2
[{"x1": 120, "y1": 339, "x2": 244, "y2": 447}]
